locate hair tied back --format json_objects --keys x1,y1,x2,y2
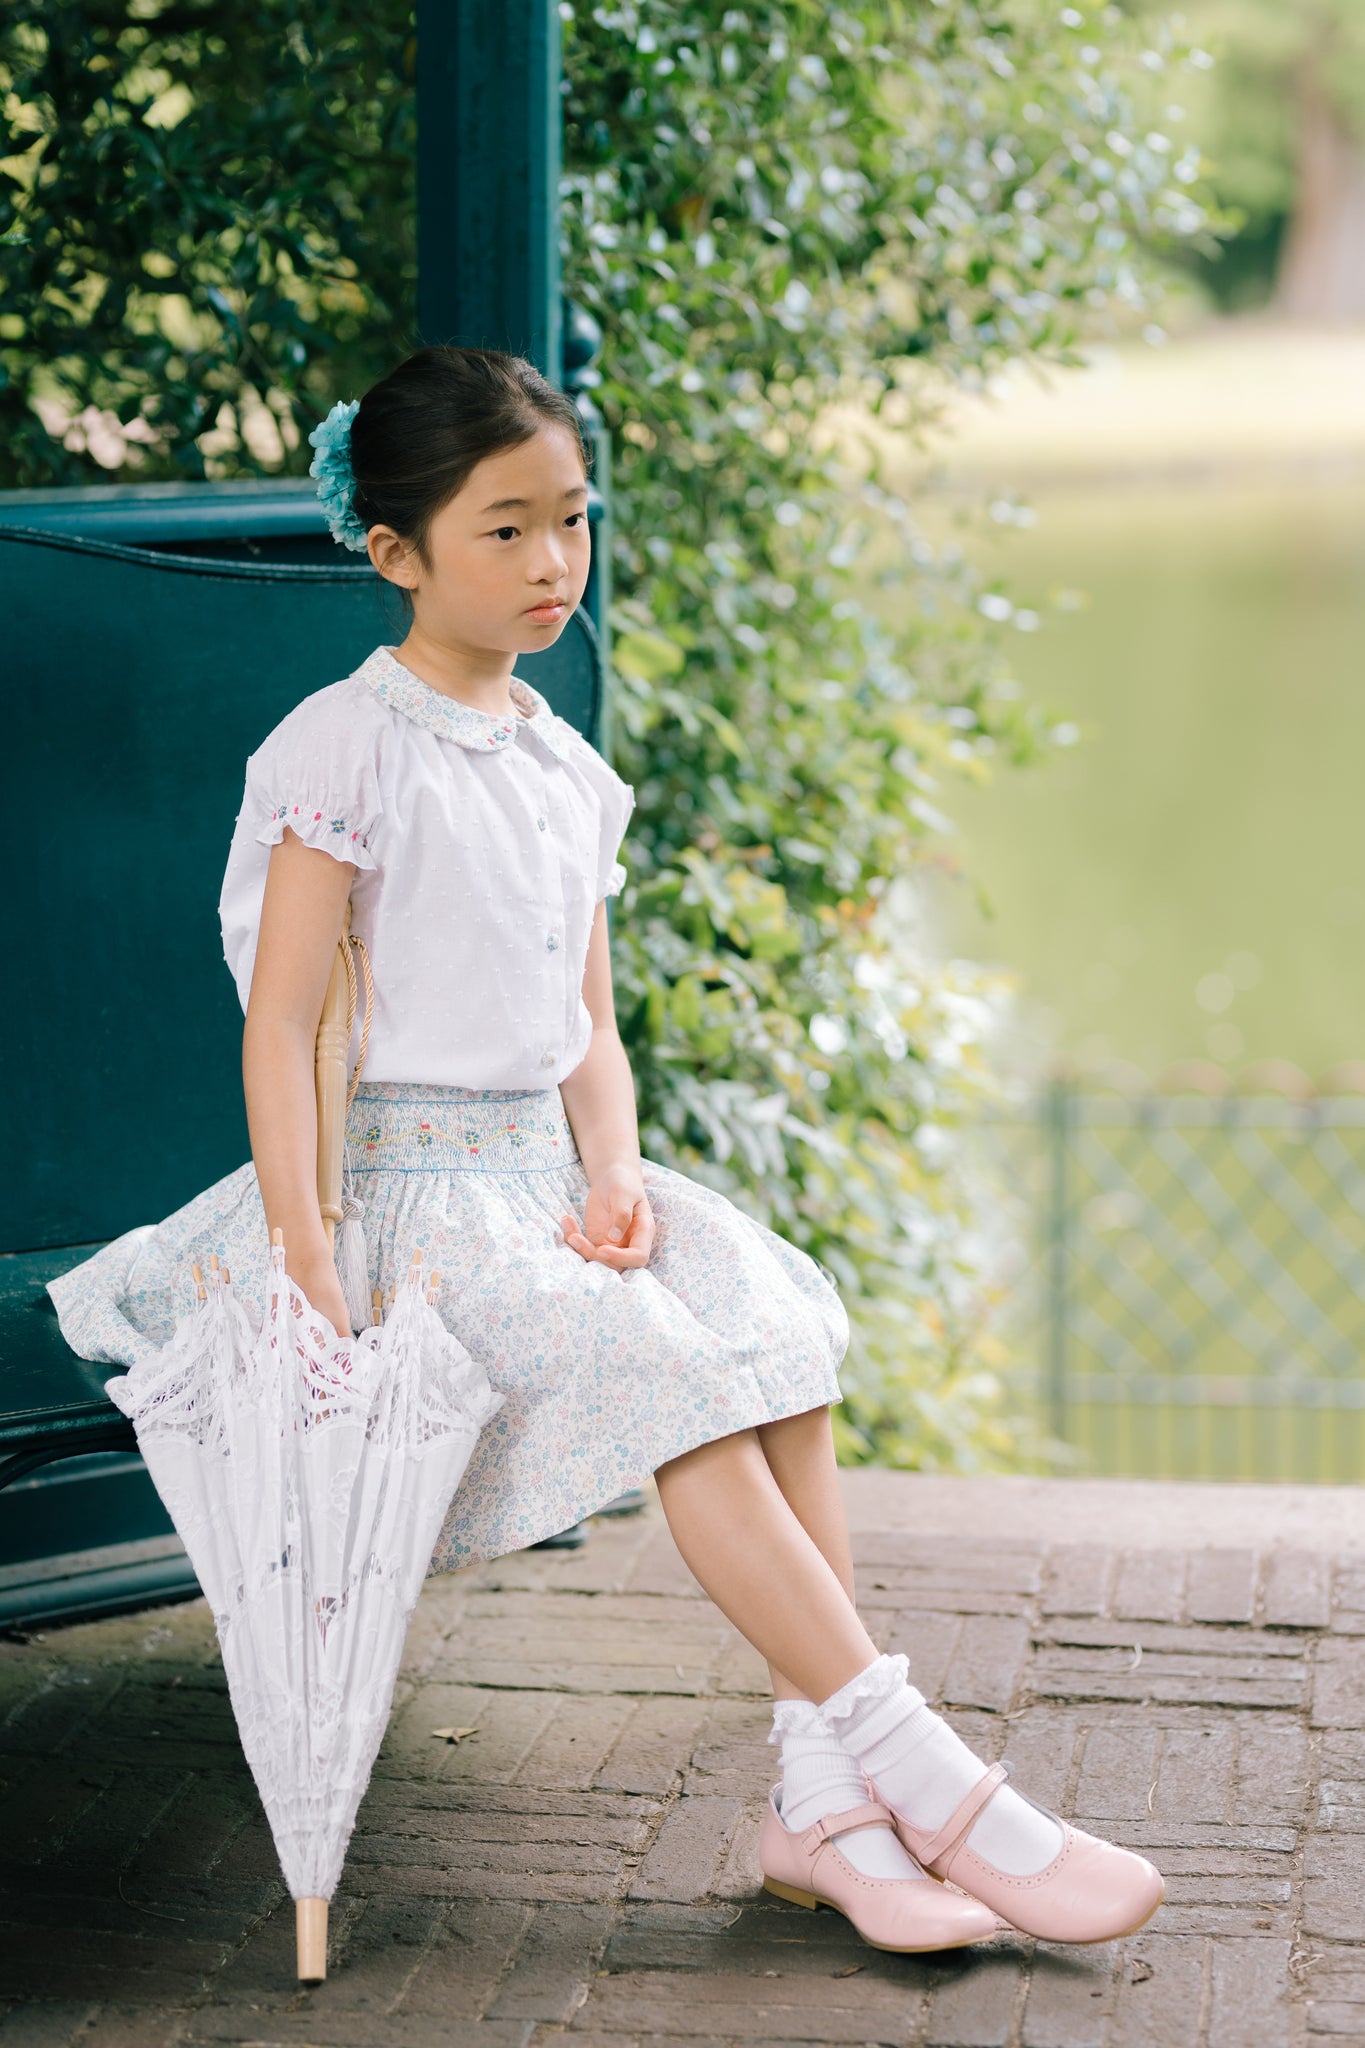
[{"x1": 308, "y1": 398, "x2": 369, "y2": 553}]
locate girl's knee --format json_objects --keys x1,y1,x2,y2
[
  {"x1": 654, "y1": 1425, "x2": 762, "y2": 1485},
  {"x1": 757, "y1": 1403, "x2": 835, "y2": 1445}
]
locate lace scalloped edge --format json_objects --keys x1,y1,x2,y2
[
  {"x1": 766, "y1": 1697, "x2": 827, "y2": 1745},
  {"x1": 254, "y1": 804, "x2": 379, "y2": 871},
  {"x1": 817, "y1": 1651, "x2": 911, "y2": 1726}
]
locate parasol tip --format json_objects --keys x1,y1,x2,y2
[{"x1": 296, "y1": 1897, "x2": 328, "y2": 1983}]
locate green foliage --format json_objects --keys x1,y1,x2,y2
[
  {"x1": 0, "y1": 0, "x2": 1212, "y2": 1469},
  {"x1": 0, "y1": 1, "x2": 416, "y2": 480}
]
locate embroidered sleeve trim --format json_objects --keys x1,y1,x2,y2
[{"x1": 253, "y1": 801, "x2": 380, "y2": 871}]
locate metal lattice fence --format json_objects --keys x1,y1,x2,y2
[{"x1": 982, "y1": 1081, "x2": 1365, "y2": 1482}]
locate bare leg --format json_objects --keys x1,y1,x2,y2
[
  {"x1": 670, "y1": 1416, "x2": 940, "y2": 1891},
  {"x1": 753, "y1": 1406, "x2": 856, "y2": 1697},
  {"x1": 653, "y1": 1426, "x2": 878, "y2": 1705},
  {"x1": 756, "y1": 1406, "x2": 854, "y2": 1589}
]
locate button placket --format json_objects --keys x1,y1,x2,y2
[{"x1": 532, "y1": 752, "x2": 567, "y2": 1079}]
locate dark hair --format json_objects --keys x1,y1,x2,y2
[{"x1": 349, "y1": 345, "x2": 589, "y2": 562}]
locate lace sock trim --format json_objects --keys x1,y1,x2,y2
[
  {"x1": 818, "y1": 1651, "x2": 927, "y2": 1727},
  {"x1": 767, "y1": 1697, "x2": 824, "y2": 1746}
]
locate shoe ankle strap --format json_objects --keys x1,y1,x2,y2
[
  {"x1": 898, "y1": 1761, "x2": 1012, "y2": 1871},
  {"x1": 798, "y1": 1799, "x2": 896, "y2": 1853}
]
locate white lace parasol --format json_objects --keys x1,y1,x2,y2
[{"x1": 105, "y1": 1236, "x2": 502, "y2": 1927}]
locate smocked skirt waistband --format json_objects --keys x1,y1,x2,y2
[{"x1": 343, "y1": 1079, "x2": 579, "y2": 1175}]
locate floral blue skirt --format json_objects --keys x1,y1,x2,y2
[{"x1": 46, "y1": 1081, "x2": 849, "y2": 1570}]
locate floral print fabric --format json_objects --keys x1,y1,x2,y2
[{"x1": 47, "y1": 1081, "x2": 849, "y2": 1570}]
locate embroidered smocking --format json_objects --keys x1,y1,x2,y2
[{"x1": 345, "y1": 1084, "x2": 574, "y2": 1175}]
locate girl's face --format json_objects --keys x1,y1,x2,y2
[{"x1": 369, "y1": 421, "x2": 591, "y2": 655}]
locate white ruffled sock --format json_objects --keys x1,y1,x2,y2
[
  {"x1": 817, "y1": 1652, "x2": 1064, "y2": 1878},
  {"x1": 769, "y1": 1698, "x2": 928, "y2": 1883}
]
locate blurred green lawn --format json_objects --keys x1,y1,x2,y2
[{"x1": 910, "y1": 474, "x2": 1365, "y2": 1080}]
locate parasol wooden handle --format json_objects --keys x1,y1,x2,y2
[
  {"x1": 315, "y1": 899, "x2": 373, "y2": 1252},
  {"x1": 297, "y1": 1896, "x2": 327, "y2": 1982}
]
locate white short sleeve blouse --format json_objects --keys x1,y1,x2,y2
[{"x1": 218, "y1": 644, "x2": 636, "y2": 1090}]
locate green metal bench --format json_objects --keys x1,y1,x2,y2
[{"x1": 0, "y1": 491, "x2": 605, "y2": 1622}]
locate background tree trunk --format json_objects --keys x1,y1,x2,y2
[{"x1": 1277, "y1": 56, "x2": 1365, "y2": 319}]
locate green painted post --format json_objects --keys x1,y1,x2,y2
[
  {"x1": 563, "y1": 297, "x2": 613, "y2": 747},
  {"x1": 416, "y1": 0, "x2": 563, "y2": 379},
  {"x1": 1045, "y1": 1075, "x2": 1072, "y2": 1448},
  {"x1": 416, "y1": 3, "x2": 614, "y2": 727}
]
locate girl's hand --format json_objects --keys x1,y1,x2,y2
[
  {"x1": 560, "y1": 1164, "x2": 655, "y2": 1271},
  {"x1": 285, "y1": 1247, "x2": 356, "y2": 1343}
]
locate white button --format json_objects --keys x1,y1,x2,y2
[
  {"x1": 546, "y1": 932, "x2": 559, "y2": 951},
  {"x1": 540, "y1": 1051, "x2": 556, "y2": 1068},
  {"x1": 537, "y1": 815, "x2": 547, "y2": 831}
]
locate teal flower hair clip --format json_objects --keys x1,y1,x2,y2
[{"x1": 307, "y1": 398, "x2": 368, "y2": 553}]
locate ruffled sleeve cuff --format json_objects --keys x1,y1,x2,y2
[
  {"x1": 595, "y1": 780, "x2": 636, "y2": 903},
  {"x1": 254, "y1": 800, "x2": 380, "y2": 871}
]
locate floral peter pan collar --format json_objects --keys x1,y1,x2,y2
[{"x1": 356, "y1": 644, "x2": 573, "y2": 761}]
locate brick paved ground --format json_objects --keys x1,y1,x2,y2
[{"x1": 1, "y1": 1473, "x2": 1363, "y2": 2047}]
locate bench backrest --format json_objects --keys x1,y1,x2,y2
[{"x1": 2, "y1": 525, "x2": 601, "y2": 1254}]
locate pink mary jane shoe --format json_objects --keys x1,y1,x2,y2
[
  {"x1": 759, "y1": 1785, "x2": 999, "y2": 1953},
  {"x1": 882, "y1": 1762, "x2": 1165, "y2": 1946}
]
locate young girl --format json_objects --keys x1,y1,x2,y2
[{"x1": 48, "y1": 346, "x2": 1162, "y2": 1955}]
